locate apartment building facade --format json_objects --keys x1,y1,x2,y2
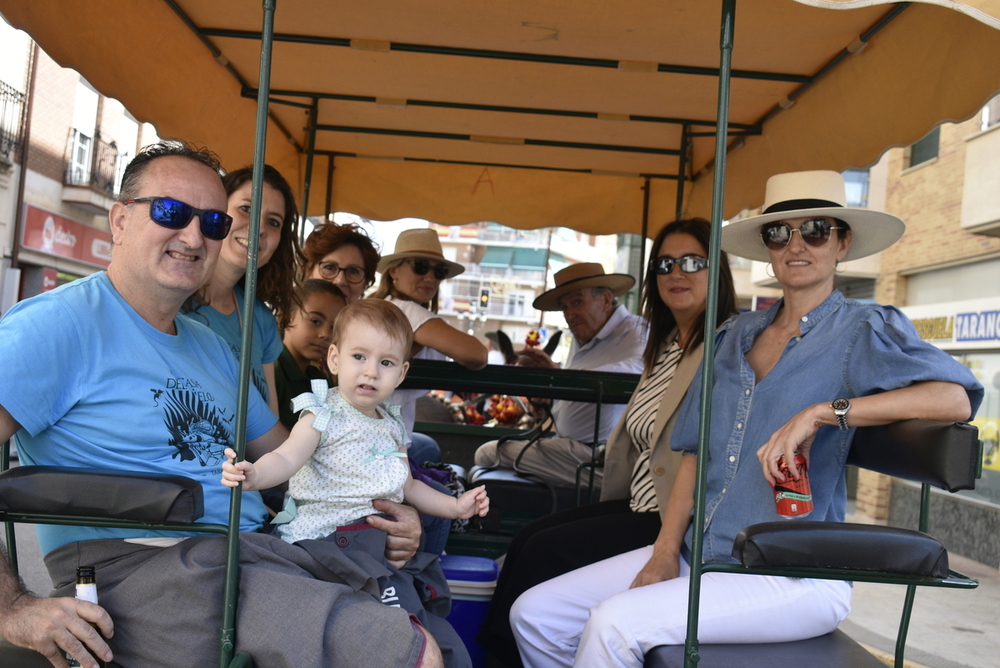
[{"x1": 0, "y1": 20, "x2": 156, "y2": 314}]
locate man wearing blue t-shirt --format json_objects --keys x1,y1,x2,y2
[{"x1": 0, "y1": 143, "x2": 441, "y2": 668}]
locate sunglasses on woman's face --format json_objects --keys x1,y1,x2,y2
[
  {"x1": 759, "y1": 217, "x2": 842, "y2": 251},
  {"x1": 408, "y1": 259, "x2": 449, "y2": 280},
  {"x1": 123, "y1": 197, "x2": 233, "y2": 240},
  {"x1": 651, "y1": 254, "x2": 708, "y2": 275}
]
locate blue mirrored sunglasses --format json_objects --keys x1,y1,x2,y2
[{"x1": 124, "y1": 197, "x2": 233, "y2": 241}]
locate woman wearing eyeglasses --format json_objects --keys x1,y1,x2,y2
[
  {"x1": 182, "y1": 165, "x2": 302, "y2": 417},
  {"x1": 478, "y1": 218, "x2": 737, "y2": 667},
  {"x1": 301, "y1": 222, "x2": 380, "y2": 301},
  {"x1": 371, "y1": 228, "x2": 488, "y2": 433},
  {"x1": 510, "y1": 172, "x2": 983, "y2": 668}
]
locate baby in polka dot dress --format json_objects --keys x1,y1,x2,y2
[{"x1": 222, "y1": 299, "x2": 489, "y2": 546}]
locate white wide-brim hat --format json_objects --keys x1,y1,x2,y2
[
  {"x1": 376, "y1": 228, "x2": 465, "y2": 278},
  {"x1": 721, "y1": 170, "x2": 905, "y2": 263},
  {"x1": 533, "y1": 262, "x2": 635, "y2": 311}
]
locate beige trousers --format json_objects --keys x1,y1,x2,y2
[{"x1": 474, "y1": 437, "x2": 603, "y2": 489}]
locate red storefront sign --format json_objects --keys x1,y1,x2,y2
[{"x1": 21, "y1": 204, "x2": 112, "y2": 268}]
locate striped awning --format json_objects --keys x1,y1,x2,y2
[
  {"x1": 512, "y1": 248, "x2": 549, "y2": 272},
  {"x1": 480, "y1": 247, "x2": 514, "y2": 270}
]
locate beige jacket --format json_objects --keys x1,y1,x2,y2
[{"x1": 599, "y1": 337, "x2": 703, "y2": 520}]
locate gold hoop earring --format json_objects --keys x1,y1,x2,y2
[{"x1": 765, "y1": 262, "x2": 775, "y2": 279}]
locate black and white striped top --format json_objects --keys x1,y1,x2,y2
[{"x1": 627, "y1": 339, "x2": 683, "y2": 514}]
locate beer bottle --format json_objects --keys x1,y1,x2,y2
[{"x1": 67, "y1": 566, "x2": 107, "y2": 668}]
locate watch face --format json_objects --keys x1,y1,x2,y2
[{"x1": 832, "y1": 398, "x2": 850, "y2": 411}]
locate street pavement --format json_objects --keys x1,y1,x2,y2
[
  {"x1": 842, "y1": 552, "x2": 1000, "y2": 668},
  {"x1": 4, "y1": 521, "x2": 998, "y2": 668}
]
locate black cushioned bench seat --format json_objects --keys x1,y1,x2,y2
[{"x1": 643, "y1": 629, "x2": 886, "y2": 668}]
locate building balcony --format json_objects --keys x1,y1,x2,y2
[
  {"x1": 62, "y1": 129, "x2": 125, "y2": 214},
  {"x1": 433, "y1": 221, "x2": 549, "y2": 247},
  {"x1": 463, "y1": 263, "x2": 548, "y2": 284},
  {"x1": 0, "y1": 79, "x2": 26, "y2": 172}
]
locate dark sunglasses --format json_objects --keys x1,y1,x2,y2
[
  {"x1": 318, "y1": 262, "x2": 366, "y2": 284},
  {"x1": 651, "y1": 254, "x2": 708, "y2": 275},
  {"x1": 760, "y1": 217, "x2": 842, "y2": 251},
  {"x1": 408, "y1": 258, "x2": 450, "y2": 280},
  {"x1": 123, "y1": 197, "x2": 233, "y2": 241}
]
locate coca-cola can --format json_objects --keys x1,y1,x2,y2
[{"x1": 773, "y1": 452, "x2": 814, "y2": 517}]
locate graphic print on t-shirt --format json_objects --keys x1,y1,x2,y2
[{"x1": 157, "y1": 386, "x2": 233, "y2": 466}]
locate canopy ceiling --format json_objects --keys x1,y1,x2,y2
[{"x1": 2, "y1": 0, "x2": 999, "y2": 236}]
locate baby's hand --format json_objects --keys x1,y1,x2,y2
[
  {"x1": 221, "y1": 447, "x2": 257, "y2": 489},
  {"x1": 455, "y1": 485, "x2": 490, "y2": 519}
]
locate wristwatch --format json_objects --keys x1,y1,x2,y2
[{"x1": 831, "y1": 398, "x2": 851, "y2": 431}]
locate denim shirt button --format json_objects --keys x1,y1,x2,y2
[
  {"x1": 736, "y1": 422, "x2": 743, "y2": 429},
  {"x1": 722, "y1": 488, "x2": 727, "y2": 494},
  {"x1": 801, "y1": 315, "x2": 809, "y2": 322},
  {"x1": 744, "y1": 389, "x2": 751, "y2": 396},
  {"x1": 728, "y1": 455, "x2": 735, "y2": 462}
]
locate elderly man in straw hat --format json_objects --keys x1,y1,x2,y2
[{"x1": 474, "y1": 263, "x2": 647, "y2": 489}]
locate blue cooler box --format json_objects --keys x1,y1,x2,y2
[{"x1": 440, "y1": 555, "x2": 500, "y2": 668}]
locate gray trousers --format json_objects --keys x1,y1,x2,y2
[
  {"x1": 45, "y1": 533, "x2": 426, "y2": 668},
  {"x1": 300, "y1": 518, "x2": 471, "y2": 668},
  {"x1": 474, "y1": 437, "x2": 603, "y2": 489}
]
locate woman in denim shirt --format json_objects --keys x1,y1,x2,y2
[{"x1": 510, "y1": 171, "x2": 984, "y2": 668}]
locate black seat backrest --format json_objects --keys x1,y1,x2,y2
[{"x1": 846, "y1": 420, "x2": 978, "y2": 492}]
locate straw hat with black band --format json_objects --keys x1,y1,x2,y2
[
  {"x1": 376, "y1": 228, "x2": 465, "y2": 279},
  {"x1": 533, "y1": 263, "x2": 635, "y2": 312},
  {"x1": 721, "y1": 170, "x2": 905, "y2": 263}
]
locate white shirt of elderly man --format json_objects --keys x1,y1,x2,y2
[{"x1": 473, "y1": 263, "x2": 647, "y2": 489}]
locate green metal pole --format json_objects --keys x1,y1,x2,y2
[
  {"x1": 325, "y1": 153, "x2": 335, "y2": 221},
  {"x1": 300, "y1": 97, "x2": 319, "y2": 240},
  {"x1": 891, "y1": 482, "x2": 932, "y2": 667},
  {"x1": 220, "y1": 1, "x2": 276, "y2": 666},
  {"x1": 640, "y1": 175, "x2": 651, "y2": 278},
  {"x1": 588, "y1": 382, "x2": 604, "y2": 503},
  {"x1": 675, "y1": 124, "x2": 689, "y2": 220},
  {"x1": 684, "y1": 2, "x2": 735, "y2": 666},
  {"x1": 894, "y1": 585, "x2": 917, "y2": 668}
]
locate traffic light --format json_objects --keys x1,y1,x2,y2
[{"x1": 479, "y1": 288, "x2": 490, "y2": 312}]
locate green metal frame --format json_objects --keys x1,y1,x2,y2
[
  {"x1": 690, "y1": 473, "x2": 981, "y2": 668},
  {"x1": 403, "y1": 358, "x2": 634, "y2": 500},
  {"x1": 683, "y1": 2, "x2": 735, "y2": 664},
  {"x1": 401, "y1": 359, "x2": 638, "y2": 545},
  {"x1": 215, "y1": 0, "x2": 278, "y2": 664},
  {"x1": 2, "y1": 2, "x2": 948, "y2": 667},
  {"x1": 400, "y1": 358, "x2": 639, "y2": 404}
]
